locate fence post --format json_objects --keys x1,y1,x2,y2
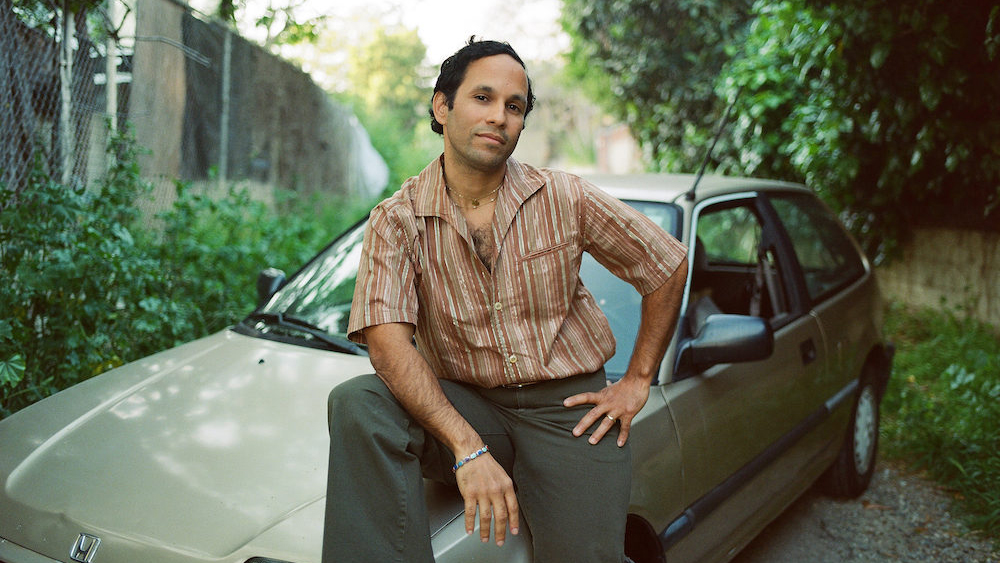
[
  {"x1": 59, "y1": 0, "x2": 75, "y2": 185},
  {"x1": 218, "y1": 29, "x2": 232, "y2": 190},
  {"x1": 106, "y1": 0, "x2": 118, "y2": 136}
]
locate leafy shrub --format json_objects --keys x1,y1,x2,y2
[
  {"x1": 882, "y1": 302, "x2": 1000, "y2": 537},
  {"x1": 0, "y1": 137, "x2": 160, "y2": 415},
  {"x1": 0, "y1": 129, "x2": 371, "y2": 419}
]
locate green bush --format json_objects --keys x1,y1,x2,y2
[
  {"x1": 0, "y1": 129, "x2": 371, "y2": 419},
  {"x1": 882, "y1": 302, "x2": 1000, "y2": 537},
  {"x1": 1, "y1": 137, "x2": 160, "y2": 414}
]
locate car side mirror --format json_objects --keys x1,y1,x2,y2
[
  {"x1": 676, "y1": 314, "x2": 774, "y2": 376},
  {"x1": 256, "y1": 267, "x2": 286, "y2": 307}
]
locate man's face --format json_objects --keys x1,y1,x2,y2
[{"x1": 433, "y1": 54, "x2": 529, "y2": 174}]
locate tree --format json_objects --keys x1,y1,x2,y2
[
  {"x1": 723, "y1": 0, "x2": 1000, "y2": 258},
  {"x1": 215, "y1": 0, "x2": 325, "y2": 50},
  {"x1": 561, "y1": 0, "x2": 755, "y2": 171},
  {"x1": 342, "y1": 25, "x2": 436, "y2": 194},
  {"x1": 4, "y1": 0, "x2": 110, "y2": 196},
  {"x1": 1, "y1": 0, "x2": 40, "y2": 197},
  {"x1": 347, "y1": 26, "x2": 428, "y2": 133},
  {"x1": 562, "y1": 0, "x2": 1000, "y2": 258}
]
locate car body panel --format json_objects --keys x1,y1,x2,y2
[
  {"x1": 624, "y1": 384, "x2": 684, "y2": 527},
  {"x1": 0, "y1": 332, "x2": 372, "y2": 563}
]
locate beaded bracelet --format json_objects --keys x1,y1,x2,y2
[{"x1": 452, "y1": 445, "x2": 489, "y2": 473}]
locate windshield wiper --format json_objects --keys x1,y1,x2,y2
[{"x1": 244, "y1": 312, "x2": 367, "y2": 356}]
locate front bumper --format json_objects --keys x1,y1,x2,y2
[{"x1": 0, "y1": 536, "x2": 62, "y2": 563}]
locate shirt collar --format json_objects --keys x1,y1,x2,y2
[{"x1": 411, "y1": 155, "x2": 547, "y2": 219}]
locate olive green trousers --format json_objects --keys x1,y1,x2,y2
[{"x1": 321, "y1": 370, "x2": 631, "y2": 563}]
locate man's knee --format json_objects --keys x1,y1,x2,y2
[{"x1": 327, "y1": 374, "x2": 396, "y2": 433}]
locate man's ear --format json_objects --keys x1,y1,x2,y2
[{"x1": 432, "y1": 91, "x2": 449, "y2": 128}]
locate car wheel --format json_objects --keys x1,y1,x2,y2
[
  {"x1": 819, "y1": 373, "x2": 879, "y2": 498},
  {"x1": 624, "y1": 514, "x2": 666, "y2": 563}
]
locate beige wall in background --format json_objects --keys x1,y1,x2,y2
[{"x1": 878, "y1": 228, "x2": 1000, "y2": 328}]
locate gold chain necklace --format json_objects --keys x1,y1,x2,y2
[{"x1": 447, "y1": 182, "x2": 503, "y2": 209}]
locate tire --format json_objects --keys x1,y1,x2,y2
[
  {"x1": 819, "y1": 376, "x2": 879, "y2": 498},
  {"x1": 624, "y1": 514, "x2": 666, "y2": 563}
]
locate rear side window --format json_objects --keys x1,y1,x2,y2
[{"x1": 769, "y1": 193, "x2": 865, "y2": 302}]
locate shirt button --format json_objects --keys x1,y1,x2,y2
[
  {"x1": 508, "y1": 355, "x2": 517, "y2": 364},
  {"x1": 494, "y1": 301, "x2": 502, "y2": 311}
]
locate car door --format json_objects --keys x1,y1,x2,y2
[
  {"x1": 766, "y1": 192, "x2": 869, "y2": 392},
  {"x1": 663, "y1": 193, "x2": 829, "y2": 563},
  {"x1": 764, "y1": 192, "x2": 875, "y2": 460}
]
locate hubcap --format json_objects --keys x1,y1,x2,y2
[{"x1": 853, "y1": 385, "x2": 877, "y2": 474}]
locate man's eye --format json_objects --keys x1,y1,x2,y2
[{"x1": 508, "y1": 104, "x2": 523, "y2": 113}]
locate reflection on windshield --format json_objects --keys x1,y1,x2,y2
[
  {"x1": 582, "y1": 200, "x2": 678, "y2": 379},
  {"x1": 260, "y1": 223, "x2": 366, "y2": 338},
  {"x1": 258, "y1": 200, "x2": 679, "y2": 378}
]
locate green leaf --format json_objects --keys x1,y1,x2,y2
[
  {"x1": 869, "y1": 43, "x2": 890, "y2": 69},
  {"x1": 0, "y1": 355, "x2": 26, "y2": 388}
]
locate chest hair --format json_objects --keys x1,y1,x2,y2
[{"x1": 470, "y1": 225, "x2": 495, "y2": 271}]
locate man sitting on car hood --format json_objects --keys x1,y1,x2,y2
[{"x1": 321, "y1": 36, "x2": 688, "y2": 563}]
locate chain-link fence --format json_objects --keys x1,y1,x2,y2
[
  {"x1": 2, "y1": 0, "x2": 387, "y2": 212},
  {"x1": 2, "y1": 0, "x2": 117, "y2": 193}
]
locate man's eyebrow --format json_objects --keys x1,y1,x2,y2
[{"x1": 472, "y1": 84, "x2": 527, "y2": 105}]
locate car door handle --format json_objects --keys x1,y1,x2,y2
[{"x1": 800, "y1": 338, "x2": 817, "y2": 365}]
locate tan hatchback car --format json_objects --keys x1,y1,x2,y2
[{"x1": 0, "y1": 174, "x2": 892, "y2": 563}]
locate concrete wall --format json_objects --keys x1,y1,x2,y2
[
  {"x1": 877, "y1": 228, "x2": 1000, "y2": 327},
  {"x1": 127, "y1": 0, "x2": 387, "y2": 216},
  {"x1": 130, "y1": 0, "x2": 187, "y2": 211}
]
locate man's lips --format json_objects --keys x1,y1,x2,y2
[{"x1": 477, "y1": 132, "x2": 507, "y2": 145}]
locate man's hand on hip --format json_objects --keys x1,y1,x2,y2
[{"x1": 563, "y1": 375, "x2": 651, "y2": 447}]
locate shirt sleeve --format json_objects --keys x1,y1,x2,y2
[
  {"x1": 581, "y1": 183, "x2": 688, "y2": 295},
  {"x1": 346, "y1": 204, "x2": 420, "y2": 344}
]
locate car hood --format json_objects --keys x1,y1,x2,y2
[{"x1": 0, "y1": 330, "x2": 461, "y2": 563}]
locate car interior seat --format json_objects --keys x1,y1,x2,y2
[{"x1": 687, "y1": 237, "x2": 722, "y2": 336}]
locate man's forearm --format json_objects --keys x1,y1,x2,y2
[
  {"x1": 624, "y1": 257, "x2": 689, "y2": 383},
  {"x1": 363, "y1": 322, "x2": 520, "y2": 544},
  {"x1": 364, "y1": 322, "x2": 483, "y2": 457}
]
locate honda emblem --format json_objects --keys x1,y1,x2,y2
[{"x1": 70, "y1": 533, "x2": 101, "y2": 563}]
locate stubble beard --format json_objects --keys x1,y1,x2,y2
[{"x1": 448, "y1": 129, "x2": 519, "y2": 175}]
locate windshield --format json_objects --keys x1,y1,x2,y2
[
  {"x1": 257, "y1": 221, "x2": 366, "y2": 338},
  {"x1": 253, "y1": 200, "x2": 680, "y2": 378},
  {"x1": 579, "y1": 199, "x2": 680, "y2": 377}
]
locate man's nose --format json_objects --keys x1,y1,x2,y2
[{"x1": 486, "y1": 101, "x2": 507, "y2": 126}]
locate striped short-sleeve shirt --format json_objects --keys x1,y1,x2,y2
[{"x1": 347, "y1": 157, "x2": 687, "y2": 388}]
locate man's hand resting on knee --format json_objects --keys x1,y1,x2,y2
[
  {"x1": 454, "y1": 451, "x2": 520, "y2": 545},
  {"x1": 365, "y1": 322, "x2": 520, "y2": 547}
]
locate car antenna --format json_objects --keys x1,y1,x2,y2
[{"x1": 685, "y1": 85, "x2": 743, "y2": 201}]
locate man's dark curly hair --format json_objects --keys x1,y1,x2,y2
[{"x1": 429, "y1": 37, "x2": 535, "y2": 135}]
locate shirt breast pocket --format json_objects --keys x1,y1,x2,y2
[
  {"x1": 514, "y1": 240, "x2": 580, "y2": 361},
  {"x1": 517, "y1": 241, "x2": 579, "y2": 305},
  {"x1": 519, "y1": 240, "x2": 574, "y2": 263}
]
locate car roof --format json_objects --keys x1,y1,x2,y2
[{"x1": 581, "y1": 172, "x2": 811, "y2": 205}]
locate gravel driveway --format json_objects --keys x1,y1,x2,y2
[{"x1": 731, "y1": 460, "x2": 998, "y2": 563}]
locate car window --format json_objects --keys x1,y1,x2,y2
[
  {"x1": 688, "y1": 200, "x2": 790, "y2": 328},
  {"x1": 571, "y1": 200, "x2": 680, "y2": 380},
  {"x1": 768, "y1": 193, "x2": 865, "y2": 302},
  {"x1": 623, "y1": 200, "x2": 681, "y2": 235},
  {"x1": 697, "y1": 205, "x2": 760, "y2": 265},
  {"x1": 258, "y1": 222, "x2": 366, "y2": 338}
]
